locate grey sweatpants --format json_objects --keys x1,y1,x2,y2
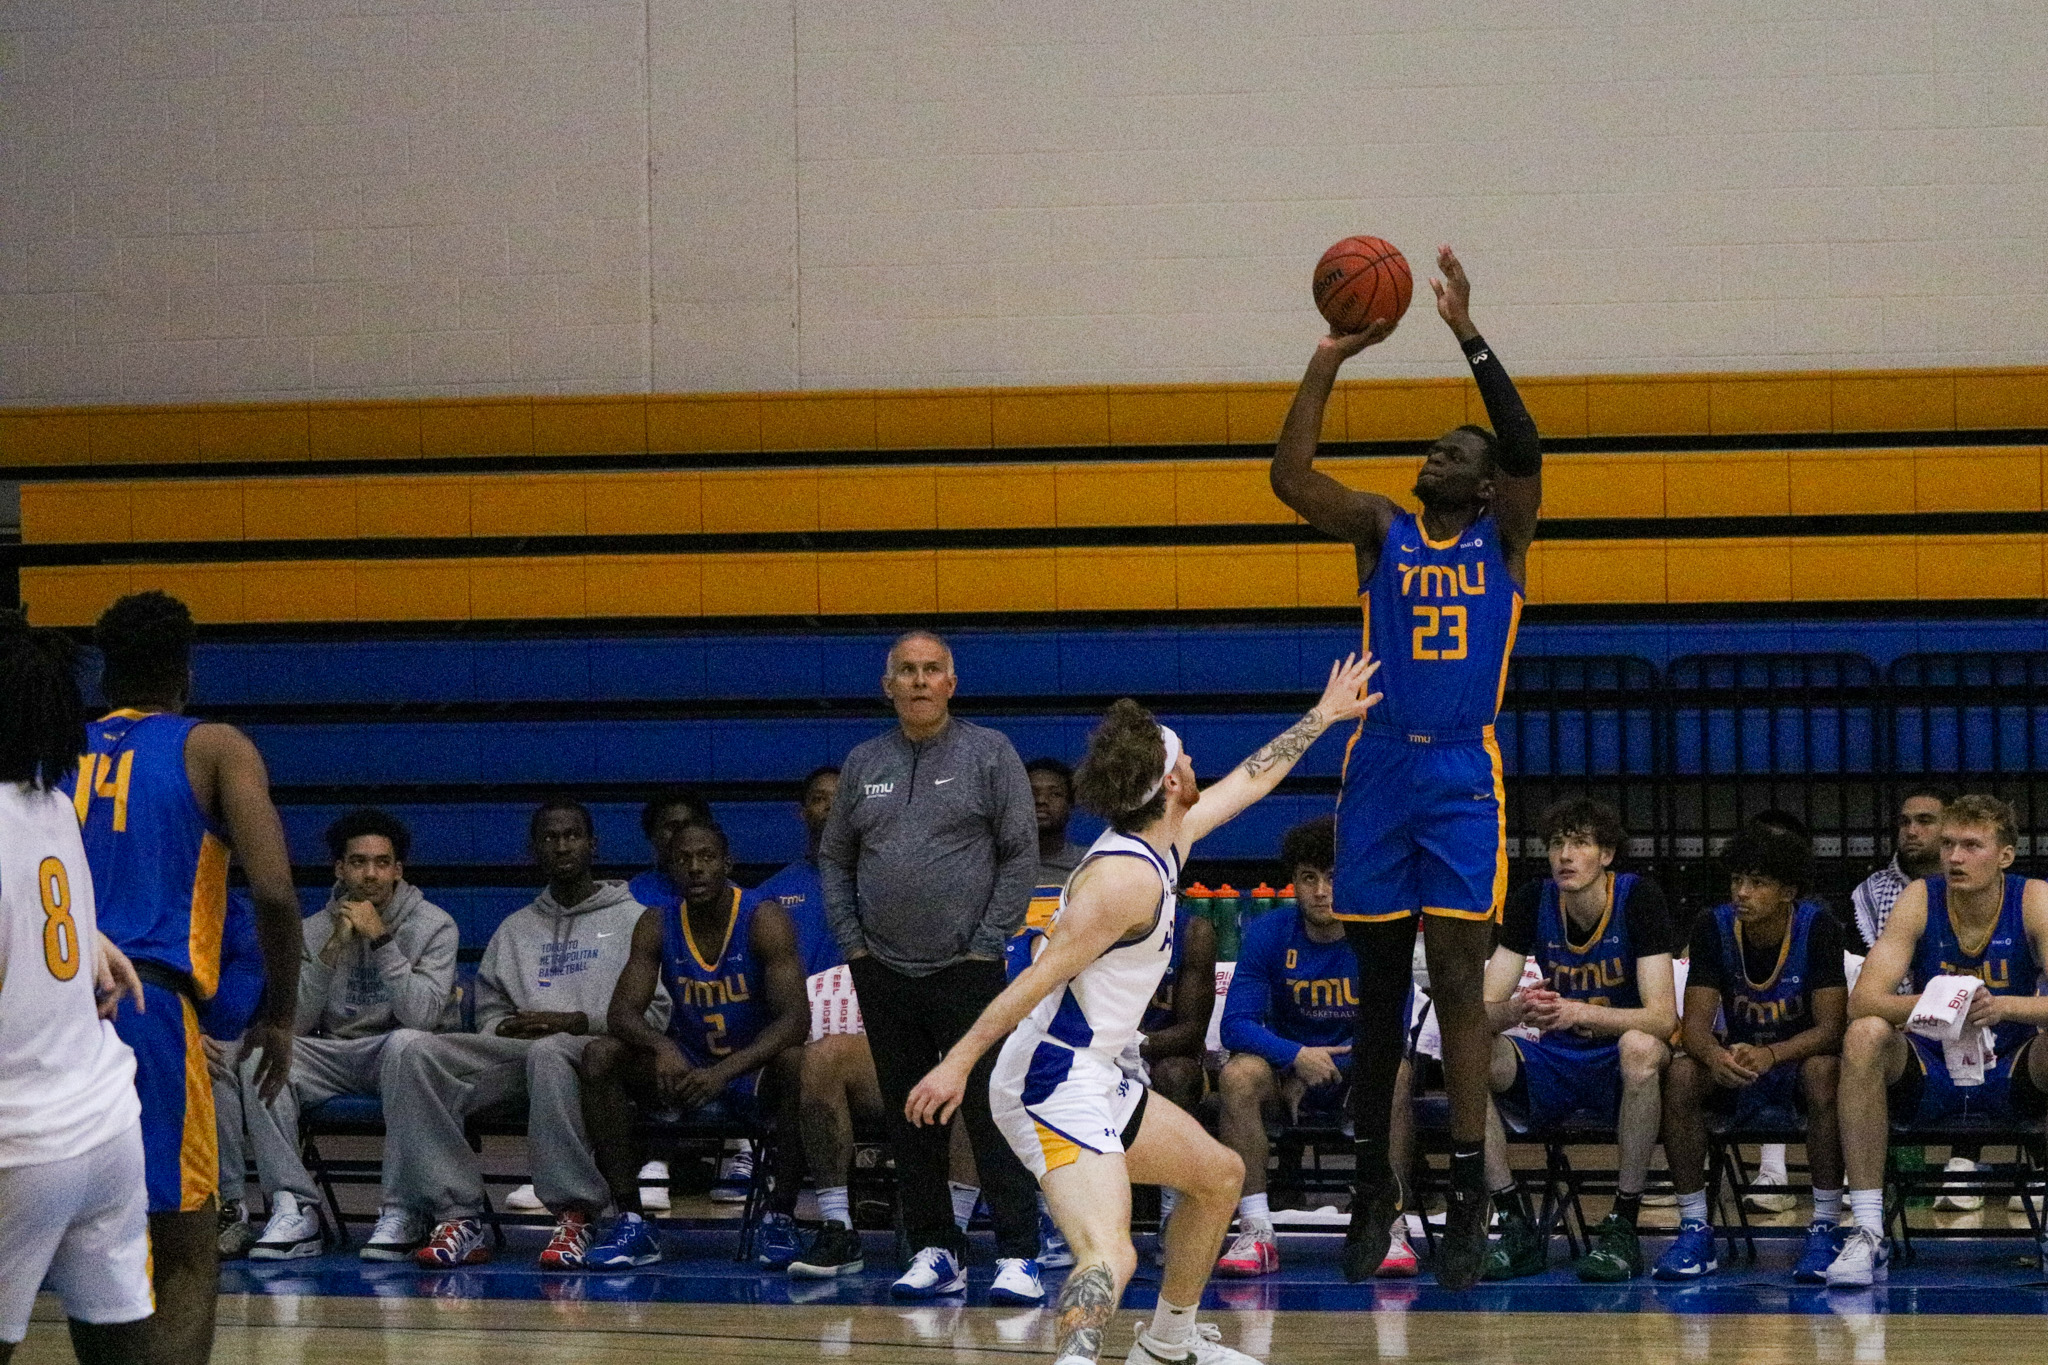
[
  {"x1": 210, "y1": 1042, "x2": 249, "y2": 1205},
  {"x1": 380, "y1": 1031, "x2": 607, "y2": 1220},
  {"x1": 232, "y1": 1033, "x2": 418, "y2": 1205}
]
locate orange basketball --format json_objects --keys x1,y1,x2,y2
[{"x1": 1312, "y1": 236, "x2": 1413, "y2": 333}]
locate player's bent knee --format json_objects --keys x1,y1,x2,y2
[
  {"x1": 1618, "y1": 1029, "x2": 1669, "y2": 1083},
  {"x1": 1841, "y1": 1016, "x2": 1894, "y2": 1065},
  {"x1": 1219, "y1": 1053, "x2": 1272, "y2": 1101},
  {"x1": 1801, "y1": 1053, "x2": 1840, "y2": 1099},
  {"x1": 579, "y1": 1035, "x2": 624, "y2": 1080}
]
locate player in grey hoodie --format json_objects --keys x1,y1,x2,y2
[
  {"x1": 381, "y1": 799, "x2": 666, "y2": 1269},
  {"x1": 232, "y1": 809, "x2": 459, "y2": 1262}
]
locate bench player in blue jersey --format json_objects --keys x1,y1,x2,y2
[
  {"x1": 1656, "y1": 828, "x2": 1848, "y2": 1284},
  {"x1": 1479, "y1": 799, "x2": 1676, "y2": 1283},
  {"x1": 66, "y1": 591, "x2": 305, "y2": 1365},
  {"x1": 1826, "y1": 794, "x2": 2048, "y2": 1288},
  {"x1": 1214, "y1": 816, "x2": 1400, "y2": 1279},
  {"x1": 1269, "y1": 247, "x2": 1543, "y2": 1286},
  {"x1": 579, "y1": 821, "x2": 809, "y2": 1268}
]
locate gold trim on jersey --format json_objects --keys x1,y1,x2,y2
[
  {"x1": 189, "y1": 833, "x2": 228, "y2": 999},
  {"x1": 178, "y1": 995, "x2": 217, "y2": 1211},
  {"x1": 682, "y1": 885, "x2": 742, "y2": 975}
]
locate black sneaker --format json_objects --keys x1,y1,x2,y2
[
  {"x1": 1343, "y1": 1166, "x2": 1403, "y2": 1282},
  {"x1": 788, "y1": 1221, "x2": 865, "y2": 1279},
  {"x1": 1435, "y1": 1169, "x2": 1490, "y2": 1291}
]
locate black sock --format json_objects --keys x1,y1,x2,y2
[
  {"x1": 1612, "y1": 1192, "x2": 1642, "y2": 1229},
  {"x1": 1353, "y1": 1135, "x2": 1391, "y2": 1182},
  {"x1": 1491, "y1": 1186, "x2": 1528, "y2": 1224},
  {"x1": 1451, "y1": 1146, "x2": 1485, "y2": 1193}
]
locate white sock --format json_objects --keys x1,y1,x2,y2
[
  {"x1": 1159, "y1": 1187, "x2": 1179, "y2": 1220},
  {"x1": 1678, "y1": 1190, "x2": 1709, "y2": 1225},
  {"x1": 949, "y1": 1181, "x2": 980, "y2": 1232},
  {"x1": 1849, "y1": 1188, "x2": 1884, "y2": 1232},
  {"x1": 1758, "y1": 1144, "x2": 1788, "y2": 1185},
  {"x1": 816, "y1": 1185, "x2": 851, "y2": 1228},
  {"x1": 1149, "y1": 1296, "x2": 1198, "y2": 1348},
  {"x1": 1813, "y1": 1188, "x2": 1844, "y2": 1225},
  {"x1": 1237, "y1": 1191, "x2": 1270, "y2": 1225}
]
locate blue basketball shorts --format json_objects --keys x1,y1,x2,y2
[
  {"x1": 1334, "y1": 724, "x2": 1507, "y2": 924},
  {"x1": 110, "y1": 979, "x2": 216, "y2": 1214}
]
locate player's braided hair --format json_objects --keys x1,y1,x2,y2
[
  {"x1": 1074, "y1": 698, "x2": 1168, "y2": 833},
  {"x1": 94, "y1": 590, "x2": 193, "y2": 707},
  {"x1": 0, "y1": 609, "x2": 85, "y2": 791}
]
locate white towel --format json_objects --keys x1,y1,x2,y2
[{"x1": 1907, "y1": 975, "x2": 1996, "y2": 1087}]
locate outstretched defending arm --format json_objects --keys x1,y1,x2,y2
[
  {"x1": 1269, "y1": 322, "x2": 1402, "y2": 548},
  {"x1": 1433, "y1": 246, "x2": 1541, "y2": 561},
  {"x1": 1176, "y1": 653, "x2": 1380, "y2": 849}
]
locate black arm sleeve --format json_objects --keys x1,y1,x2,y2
[
  {"x1": 1462, "y1": 333, "x2": 1541, "y2": 477},
  {"x1": 1498, "y1": 879, "x2": 1543, "y2": 957}
]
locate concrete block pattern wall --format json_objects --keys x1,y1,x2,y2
[{"x1": 3, "y1": 0, "x2": 2044, "y2": 403}]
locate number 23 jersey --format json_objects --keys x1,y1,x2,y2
[
  {"x1": 0, "y1": 781, "x2": 140, "y2": 1168},
  {"x1": 1360, "y1": 509, "x2": 1522, "y2": 739}
]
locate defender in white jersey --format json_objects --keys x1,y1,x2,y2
[
  {"x1": 909, "y1": 655, "x2": 1380, "y2": 1365},
  {"x1": 0, "y1": 617, "x2": 152, "y2": 1363}
]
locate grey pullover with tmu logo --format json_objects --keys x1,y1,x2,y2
[{"x1": 818, "y1": 717, "x2": 1038, "y2": 976}]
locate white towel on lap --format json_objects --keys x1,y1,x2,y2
[{"x1": 1907, "y1": 974, "x2": 1996, "y2": 1087}]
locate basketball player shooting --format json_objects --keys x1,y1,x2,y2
[
  {"x1": 906, "y1": 655, "x2": 1379, "y2": 1365},
  {"x1": 1268, "y1": 246, "x2": 1542, "y2": 1288}
]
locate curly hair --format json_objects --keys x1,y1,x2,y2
[
  {"x1": 1721, "y1": 827, "x2": 1812, "y2": 899},
  {"x1": 0, "y1": 610, "x2": 84, "y2": 791},
  {"x1": 1539, "y1": 796, "x2": 1625, "y2": 853},
  {"x1": 325, "y1": 807, "x2": 413, "y2": 863},
  {"x1": 1073, "y1": 699, "x2": 1168, "y2": 832},
  {"x1": 94, "y1": 590, "x2": 193, "y2": 708},
  {"x1": 1280, "y1": 815, "x2": 1336, "y2": 878}
]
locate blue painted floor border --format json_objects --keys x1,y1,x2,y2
[{"x1": 222, "y1": 1227, "x2": 2048, "y2": 1315}]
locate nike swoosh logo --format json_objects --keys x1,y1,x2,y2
[
  {"x1": 596, "y1": 932, "x2": 614, "y2": 938},
  {"x1": 934, "y1": 777, "x2": 955, "y2": 785},
  {"x1": 1400, "y1": 544, "x2": 1417, "y2": 551}
]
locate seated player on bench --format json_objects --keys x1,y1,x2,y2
[
  {"x1": 1823, "y1": 793, "x2": 2048, "y2": 1288},
  {"x1": 579, "y1": 821, "x2": 809, "y2": 1268},
  {"x1": 1479, "y1": 798, "x2": 1676, "y2": 1282},
  {"x1": 1654, "y1": 827, "x2": 1846, "y2": 1282},
  {"x1": 1215, "y1": 817, "x2": 1414, "y2": 1278}
]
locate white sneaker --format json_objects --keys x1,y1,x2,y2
[
  {"x1": 638, "y1": 1160, "x2": 671, "y2": 1213},
  {"x1": 890, "y1": 1245, "x2": 966, "y2": 1298},
  {"x1": 1743, "y1": 1178, "x2": 1797, "y2": 1214},
  {"x1": 360, "y1": 1205, "x2": 428, "y2": 1262},
  {"x1": 1128, "y1": 1321, "x2": 1264, "y2": 1364},
  {"x1": 249, "y1": 1192, "x2": 323, "y2": 1260},
  {"x1": 1824, "y1": 1225, "x2": 1891, "y2": 1288},
  {"x1": 989, "y1": 1257, "x2": 1045, "y2": 1305},
  {"x1": 1933, "y1": 1157, "x2": 1984, "y2": 1212},
  {"x1": 1039, "y1": 1208, "x2": 1074, "y2": 1268},
  {"x1": 503, "y1": 1183, "x2": 544, "y2": 1212}
]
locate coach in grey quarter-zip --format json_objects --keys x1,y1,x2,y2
[{"x1": 818, "y1": 629, "x2": 1044, "y2": 1299}]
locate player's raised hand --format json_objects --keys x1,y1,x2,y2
[
  {"x1": 1430, "y1": 245, "x2": 1477, "y2": 340},
  {"x1": 1317, "y1": 316, "x2": 1397, "y2": 362},
  {"x1": 906, "y1": 1054, "x2": 972, "y2": 1127},
  {"x1": 1312, "y1": 652, "x2": 1383, "y2": 726}
]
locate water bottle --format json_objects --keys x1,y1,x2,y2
[{"x1": 1211, "y1": 883, "x2": 1242, "y2": 961}]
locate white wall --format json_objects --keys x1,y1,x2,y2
[{"x1": 3, "y1": 0, "x2": 2044, "y2": 404}]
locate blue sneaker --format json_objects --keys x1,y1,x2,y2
[
  {"x1": 587, "y1": 1212, "x2": 662, "y2": 1269},
  {"x1": 1792, "y1": 1221, "x2": 1847, "y2": 1284},
  {"x1": 988, "y1": 1256, "x2": 1045, "y2": 1305},
  {"x1": 1651, "y1": 1219, "x2": 1719, "y2": 1280},
  {"x1": 754, "y1": 1211, "x2": 802, "y2": 1270},
  {"x1": 890, "y1": 1246, "x2": 966, "y2": 1298}
]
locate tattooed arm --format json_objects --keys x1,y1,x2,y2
[
  {"x1": 1052, "y1": 1263, "x2": 1118, "y2": 1364},
  {"x1": 1176, "y1": 653, "x2": 1380, "y2": 850}
]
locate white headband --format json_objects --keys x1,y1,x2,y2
[{"x1": 1141, "y1": 726, "x2": 1183, "y2": 804}]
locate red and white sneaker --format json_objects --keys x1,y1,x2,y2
[
  {"x1": 416, "y1": 1218, "x2": 492, "y2": 1267},
  {"x1": 1214, "y1": 1222, "x2": 1279, "y2": 1278},
  {"x1": 1378, "y1": 1224, "x2": 1419, "y2": 1278},
  {"x1": 537, "y1": 1211, "x2": 592, "y2": 1269}
]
